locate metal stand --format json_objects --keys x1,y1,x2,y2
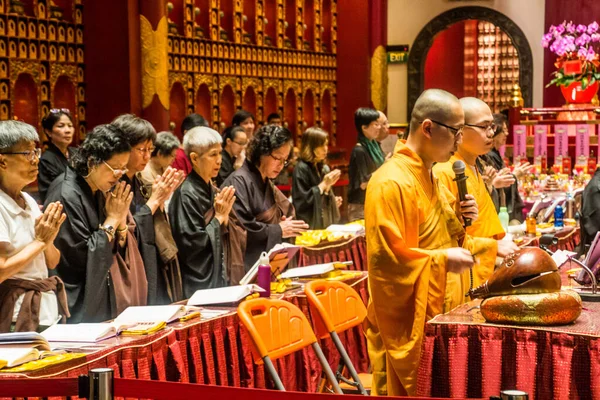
[
  {"x1": 539, "y1": 234, "x2": 600, "y2": 302},
  {"x1": 88, "y1": 368, "x2": 114, "y2": 400}
]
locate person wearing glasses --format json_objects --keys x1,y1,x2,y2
[
  {"x1": 141, "y1": 131, "x2": 181, "y2": 185},
  {"x1": 433, "y1": 97, "x2": 519, "y2": 312},
  {"x1": 292, "y1": 127, "x2": 342, "y2": 229},
  {"x1": 364, "y1": 89, "x2": 515, "y2": 397},
  {"x1": 38, "y1": 109, "x2": 76, "y2": 203},
  {"x1": 223, "y1": 125, "x2": 309, "y2": 270},
  {"x1": 112, "y1": 114, "x2": 185, "y2": 305},
  {"x1": 169, "y1": 126, "x2": 243, "y2": 295},
  {"x1": 348, "y1": 107, "x2": 386, "y2": 222},
  {"x1": 45, "y1": 124, "x2": 148, "y2": 323},
  {"x1": 217, "y1": 126, "x2": 247, "y2": 186},
  {"x1": 0, "y1": 120, "x2": 69, "y2": 332}
]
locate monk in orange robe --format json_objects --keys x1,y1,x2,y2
[
  {"x1": 434, "y1": 97, "x2": 519, "y2": 312},
  {"x1": 365, "y1": 89, "x2": 517, "y2": 397}
]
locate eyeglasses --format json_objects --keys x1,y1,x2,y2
[
  {"x1": 134, "y1": 146, "x2": 155, "y2": 155},
  {"x1": 428, "y1": 119, "x2": 464, "y2": 137},
  {"x1": 464, "y1": 122, "x2": 497, "y2": 132},
  {"x1": 0, "y1": 148, "x2": 42, "y2": 162},
  {"x1": 103, "y1": 161, "x2": 128, "y2": 177},
  {"x1": 49, "y1": 108, "x2": 70, "y2": 114},
  {"x1": 269, "y1": 153, "x2": 290, "y2": 167},
  {"x1": 233, "y1": 140, "x2": 248, "y2": 146}
]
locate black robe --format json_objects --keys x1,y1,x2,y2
[
  {"x1": 216, "y1": 150, "x2": 235, "y2": 187},
  {"x1": 169, "y1": 170, "x2": 226, "y2": 298},
  {"x1": 581, "y1": 168, "x2": 600, "y2": 252},
  {"x1": 348, "y1": 144, "x2": 377, "y2": 205},
  {"x1": 484, "y1": 148, "x2": 525, "y2": 222},
  {"x1": 38, "y1": 143, "x2": 76, "y2": 203},
  {"x1": 44, "y1": 167, "x2": 116, "y2": 323},
  {"x1": 223, "y1": 160, "x2": 291, "y2": 270},
  {"x1": 292, "y1": 159, "x2": 340, "y2": 229},
  {"x1": 122, "y1": 174, "x2": 165, "y2": 305}
]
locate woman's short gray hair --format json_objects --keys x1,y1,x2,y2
[
  {"x1": 153, "y1": 131, "x2": 181, "y2": 157},
  {"x1": 183, "y1": 126, "x2": 222, "y2": 156},
  {"x1": 0, "y1": 120, "x2": 39, "y2": 151}
]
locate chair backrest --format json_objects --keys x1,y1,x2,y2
[
  {"x1": 237, "y1": 298, "x2": 317, "y2": 361},
  {"x1": 304, "y1": 280, "x2": 367, "y2": 339}
]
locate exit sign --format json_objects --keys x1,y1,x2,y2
[{"x1": 387, "y1": 45, "x2": 409, "y2": 64}]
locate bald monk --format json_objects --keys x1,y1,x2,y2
[
  {"x1": 434, "y1": 97, "x2": 519, "y2": 312},
  {"x1": 365, "y1": 89, "x2": 517, "y2": 397}
]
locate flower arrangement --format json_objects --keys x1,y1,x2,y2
[{"x1": 542, "y1": 21, "x2": 600, "y2": 89}]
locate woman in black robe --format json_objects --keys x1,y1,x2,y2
[
  {"x1": 348, "y1": 108, "x2": 385, "y2": 222},
  {"x1": 38, "y1": 109, "x2": 77, "y2": 203},
  {"x1": 292, "y1": 127, "x2": 341, "y2": 229},
  {"x1": 169, "y1": 126, "x2": 236, "y2": 298},
  {"x1": 45, "y1": 125, "x2": 148, "y2": 323},
  {"x1": 223, "y1": 125, "x2": 309, "y2": 270},
  {"x1": 112, "y1": 114, "x2": 184, "y2": 305},
  {"x1": 217, "y1": 126, "x2": 248, "y2": 186}
]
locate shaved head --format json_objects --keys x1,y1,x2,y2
[
  {"x1": 459, "y1": 97, "x2": 492, "y2": 124},
  {"x1": 409, "y1": 89, "x2": 461, "y2": 134}
]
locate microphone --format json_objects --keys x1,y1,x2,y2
[{"x1": 452, "y1": 160, "x2": 471, "y2": 227}]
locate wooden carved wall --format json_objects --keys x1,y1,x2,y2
[
  {"x1": 166, "y1": 0, "x2": 338, "y2": 145},
  {"x1": 0, "y1": 0, "x2": 85, "y2": 144}
]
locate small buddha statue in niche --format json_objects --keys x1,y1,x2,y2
[
  {"x1": 8, "y1": 0, "x2": 26, "y2": 16},
  {"x1": 283, "y1": 21, "x2": 292, "y2": 49},
  {"x1": 242, "y1": 15, "x2": 252, "y2": 44},
  {"x1": 263, "y1": 18, "x2": 273, "y2": 46}
]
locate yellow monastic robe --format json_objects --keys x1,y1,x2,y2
[
  {"x1": 365, "y1": 141, "x2": 497, "y2": 397},
  {"x1": 434, "y1": 154, "x2": 505, "y2": 312}
]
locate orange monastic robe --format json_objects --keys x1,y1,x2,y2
[
  {"x1": 365, "y1": 141, "x2": 497, "y2": 397},
  {"x1": 434, "y1": 154, "x2": 505, "y2": 312}
]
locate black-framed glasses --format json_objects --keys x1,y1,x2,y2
[
  {"x1": 103, "y1": 161, "x2": 128, "y2": 177},
  {"x1": 464, "y1": 122, "x2": 497, "y2": 132},
  {"x1": 269, "y1": 153, "x2": 290, "y2": 167},
  {"x1": 0, "y1": 148, "x2": 41, "y2": 162},
  {"x1": 428, "y1": 119, "x2": 464, "y2": 137},
  {"x1": 233, "y1": 140, "x2": 248, "y2": 146}
]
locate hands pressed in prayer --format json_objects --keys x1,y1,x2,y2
[
  {"x1": 319, "y1": 169, "x2": 341, "y2": 193},
  {"x1": 105, "y1": 181, "x2": 133, "y2": 229},
  {"x1": 496, "y1": 239, "x2": 520, "y2": 258},
  {"x1": 279, "y1": 215, "x2": 309, "y2": 238},
  {"x1": 512, "y1": 162, "x2": 532, "y2": 179},
  {"x1": 214, "y1": 186, "x2": 236, "y2": 226},
  {"x1": 482, "y1": 165, "x2": 497, "y2": 185},
  {"x1": 148, "y1": 167, "x2": 185, "y2": 213},
  {"x1": 492, "y1": 168, "x2": 515, "y2": 189},
  {"x1": 446, "y1": 247, "x2": 476, "y2": 274},
  {"x1": 35, "y1": 201, "x2": 67, "y2": 246},
  {"x1": 458, "y1": 194, "x2": 479, "y2": 225}
]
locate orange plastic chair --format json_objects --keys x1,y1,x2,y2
[
  {"x1": 305, "y1": 279, "x2": 369, "y2": 395},
  {"x1": 237, "y1": 297, "x2": 343, "y2": 393}
]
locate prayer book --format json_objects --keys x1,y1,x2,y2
[
  {"x1": 279, "y1": 262, "x2": 351, "y2": 279},
  {"x1": 239, "y1": 243, "x2": 301, "y2": 285},
  {"x1": 187, "y1": 285, "x2": 264, "y2": 306},
  {"x1": 0, "y1": 347, "x2": 42, "y2": 369}
]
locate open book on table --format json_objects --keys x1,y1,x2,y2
[
  {"x1": 41, "y1": 305, "x2": 198, "y2": 343},
  {"x1": 0, "y1": 332, "x2": 62, "y2": 369},
  {"x1": 187, "y1": 284, "x2": 264, "y2": 307},
  {"x1": 279, "y1": 262, "x2": 351, "y2": 280},
  {"x1": 239, "y1": 243, "x2": 301, "y2": 285}
]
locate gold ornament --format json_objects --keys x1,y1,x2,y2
[
  {"x1": 370, "y1": 45, "x2": 388, "y2": 111},
  {"x1": 140, "y1": 15, "x2": 169, "y2": 109}
]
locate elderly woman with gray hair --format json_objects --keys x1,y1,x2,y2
[
  {"x1": 0, "y1": 120, "x2": 69, "y2": 332},
  {"x1": 169, "y1": 126, "x2": 239, "y2": 297}
]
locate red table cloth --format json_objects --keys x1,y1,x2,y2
[
  {"x1": 298, "y1": 235, "x2": 367, "y2": 271},
  {"x1": 417, "y1": 299, "x2": 600, "y2": 400},
  {"x1": 0, "y1": 276, "x2": 369, "y2": 400}
]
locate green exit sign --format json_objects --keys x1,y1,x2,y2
[{"x1": 387, "y1": 45, "x2": 409, "y2": 64}]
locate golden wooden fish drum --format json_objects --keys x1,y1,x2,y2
[{"x1": 480, "y1": 290, "x2": 582, "y2": 326}]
